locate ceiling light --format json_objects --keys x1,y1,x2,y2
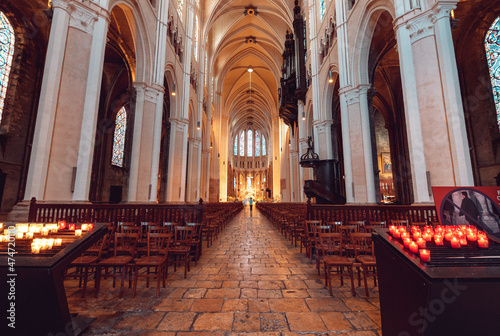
[{"x1": 247, "y1": 67, "x2": 254, "y2": 73}]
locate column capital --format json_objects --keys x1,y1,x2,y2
[
  {"x1": 54, "y1": 0, "x2": 110, "y2": 34},
  {"x1": 338, "y1": 86, "x2": 360, "y2": 105},
  {"x1": 429, "y1": 1, "x2": 457, "y2": 23},
  {"x1": 406, "y1": 13, "x2": 435, "y2": 43}
]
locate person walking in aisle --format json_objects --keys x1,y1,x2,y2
[{"x1": 249, "y1": 198, "x2": 253, "y2": 212}]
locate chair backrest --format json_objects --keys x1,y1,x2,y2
[
  {"x1": 348, "y1": 221, "x2": 365, "y2": 232},
  {"x1": 318, "y1": 232, "x2": 343, "y2": 256},
  {"x1": 313, "y1": 225, "x2": 333, "y2": 241},
  {"x1": 411, "y1": 221, "x2": 427, "y2": 227},
  {"x1": 326, "y1": 221, "x2": 343, "y2": 233},
  {"x1": 162, "y1": 222, "x2": 179, "y2": 233},
  {"x1": 120, "y1": 225, "x2": 141, "y2": 234},
  {"x1": 362, "y1": 221, "x2": 386, "y2": 232},
  {"x1": 351, "y1": 233, "x2": 374, "y2": 257},
  {"x1": 84, "y1": 231, "x2": 111, "y2": 258},
  {"x1": 304, "y1": 220, "x2": 322, "y2": 236},
  {"x1": 148, "y1": 226, "x2": 170, "y2": 234},
  {"x1": 174, "y1": 226, "x2": 194, "y2": 245},
  {"x1": 114, "y1": 232, "x2": 140, "y2": 257},
  {"x1": 146, "y1": 232, "x2": 173, "y2": 256},
  {"x1": 391, "y1": 219, "x2": 409, "y2": 226},
  {"x1": 186, "y1": 223, "x2": 202, "y2": 238},
  {"x1": 338, "y1": 225, "x2": 359, "y2": 241}
]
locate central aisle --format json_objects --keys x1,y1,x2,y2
[{"x1": 68, "y1": 206, "x2": 382, "y2": 335}]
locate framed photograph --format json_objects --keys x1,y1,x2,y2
[{"x1": 381, "y1": 152, "x2": 392, "y2": 174}]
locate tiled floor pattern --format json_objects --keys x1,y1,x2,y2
[{"x1": 65, "y1": 207, "x2": 382, "y2": 335}]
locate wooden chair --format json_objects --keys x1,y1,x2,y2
[
  {"x1": 410, "y1": 221, "x2": 428, "y2": 227},
  {"x1": 65, "y1": 231, "x2": 110, "y2": 298},
  {"x1": 95, "y1": 231, "x2": 139, "y2": 298},
  {"x1": 318, "y1": 232, "x2": 356, "y2": 296},
  {"x1": 338, "y1": 224, "x2": 359, "y2": 257},
  {"x1": 168, "y1": 226, "x2": 194, "y2": 278},
  {"x1": 133, "y1": 232, "x2": 173, "y2": 297},
  {"x1": 186, "y1": 223, "x2": 202, "y2": 264},
  {"x1": 313, "y1": 225, "x2": 334, "y2": 275},
  {"x1": 303, "y1": 220, "x2": 322, "y2": 259},
  {"x1": 351, "y1": 233, "x2": 377, "y2": 297}
]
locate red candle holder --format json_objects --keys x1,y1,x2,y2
[
  {"x1": 451, "y1": 237, "x2": 461, "y2": 249},
  {"x1": 409, "y1": 241, "x2": 419, "y2": 254},
  {"x1": 69, "y1": 224, "x2": 76, "y2": 231},
  {"x1": 478, "y1": 237, "x2": 489, "y2": 248},
  {"x1": 403, "y1": 238, "x2": 412, "y2": 249},
  {"x1": 419, "y1": 249, "x2": 431, "y2": 262},
  {"x1": 417, "y1": 238, "x2": 426, "y2": 249}
]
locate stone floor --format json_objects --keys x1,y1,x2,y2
[{"x1": 65, "y1": 206, "x2": 382, "y2": 336}]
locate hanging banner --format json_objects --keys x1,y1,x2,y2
[{"x1": 432, "y1": 186, "x2": 500, "y2": 241}]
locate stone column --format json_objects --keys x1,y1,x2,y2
[
  {"x1": 72, "y1": 5, "x2": 109, "y2": 201},
  {"x1": 431, "y1": 1, "x2": 473, "y2": 186},
  {"x1": 25, "y1": 0, "x2": 71, "y2": 200},
  {"x1": 149, "y1": 0, "x2": 170, "y2": 201},
  {"x1": 359, "y1": 85, "x2": 376, "y2": 203},
  {"x1": 393, "y1": 9, "x2": 431, "y2": 203},
  {"x1": 166, "y1": 118, "x2": 189, "y2": 201}
]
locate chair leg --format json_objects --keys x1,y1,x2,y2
[
  {"x1": 363, "y1": 265, "x2": 369, "y2": 297},
  {"x1": 94, "y1": 266, "x2": 102, "y2": 298},
  {"x1": 81, "y1": 266, "x2": 90, "y2": 298},
  {"x1": 132, "y1": 265, "x2": 139, "y2": 298},
  {"x1": 119, "y1": 266, "x2": 126, "y2": 298},
  {"x1": 349, "y1": 266, "x2": 356, "y2": 297}
]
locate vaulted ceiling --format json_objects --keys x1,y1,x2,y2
[{"x1": 203, "y1": 0, "x2": 296, "y2": 139}]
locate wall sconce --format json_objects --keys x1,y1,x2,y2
[
  {"x1": 197, "y1": 121, "x2": 200, "y2": 130},
  {"x1": 171, "y1": 83, "x2": 176, "y2": 96},
  {"x1": 302, "y1": 112, "x2": 305, "y2": 121},
  {"x1": 289, "y1": 139, "x2": 291, "y2": 145},
  {"x1": 328, "y1": 70, "x2": 333, "y2": 83},
  {"x1": 218, "y1": 153, "x2": 220, "y2": 158},
  {"x1": 210, "y1": 142, "x2": 213, "y2": 148}
]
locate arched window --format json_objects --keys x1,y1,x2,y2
[
  {"x1": 239, "y1": 131, "x2": 245, "y2": 156},
  {"x1": 247, "y1": 129, "x2": 253, "y2": 156},
  {"x1": 177, "y1": 0, "x2": 183, "y2": 18},
  {"x1": 486, "y1": 16, "x2": 500, "y2": 130},
  {"x1": 262, "y1": 134, "x2": 266, "y2": 156},
  {"x1": 255, "y1": 130, "x2": 260, "y2": 156},
  {"x1": 0, "y1": 11, "x2": 15, "y2": 123},
  {"x1": 112, "y1": 106, "x2": 127, "y2": 167},
  {"x1": 320, "y1": 0, "x2": 326, "y2": 21},
  {"x1": 194, "y1": 15, "x2": 199, "y2": 61},
  {"x1": 234, "y1": 135, "x2": 238, "y2": 155}
]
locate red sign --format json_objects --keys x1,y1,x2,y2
[{"x1": 432, "y1": 187, "x2": 500, "y2": 242}]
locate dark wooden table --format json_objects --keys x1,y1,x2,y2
[{"x1": 0, "y1": 223, "x2": 107, "y2": 336}]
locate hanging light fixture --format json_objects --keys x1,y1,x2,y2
[
  {"x1": 197, "y1": 121, "x2": 200, "y2": 130},
  {"x1": 302, "y1": 111, "x2": 306, "y2": 120},
  {"x1": 328, "y1": 70, "x2": 334, "y2": 83},
  {"x1": 171, "y1": 83, "x2": 176, "y2": 96}
]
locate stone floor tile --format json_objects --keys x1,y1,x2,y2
[
  {"x1": 190, "y1": 298, "x2": 224, "y2": 312},
  {"x1": 222, "y1": 280, "x2": 240, "y2": 288},
  {"x1": 192, "y1": 312, "x2": 234, "y2": 331},
  {"x1": 281, "y1": 289, "x2": 310, "y2": 298},
  {"x1": 114, "y1": 311, "x2": 165, "y2": 330},
  {"x1": 305, "y1": 298, "x2": 350, "y2": 312},
  {"x1": 343, "y1": 311, "x2": 380, "y2": 330},
  {"x1": 205, "y1": 288, "x2": 241, "y2": 298},
  {"x1": 342, "y1": 297, "x2": 379, "y2": 311},
  {"x1": 259, "y1": 313, "x2": 290, "y2": 332},
  {"x1": 233, "y1": 312, "x2": 261, "y2": 332},
  {"x1": 222, "y1": 299, "x2": 248, "y2": 312},
  {"x1": 286, "y1": 312, "x2": 327, "y2": 332},
  {"x1": 257, "y1": 289, "x2": 283, "y2": 299},
  {"x1": 320, "y1": 311, "x2": 354, "y2": 332},
  {"x1": 157, "y1": 312, "x2": 197, "y2": 331},
  {"x1": 268, "y1": 299, "x2": 310, "y2": 312},
  {"x1": 248, "y1": 298, "x2": 270, "y2": 312},
  {"x1": 156, "y1": 299, "x2": 194, "y2": 312}
]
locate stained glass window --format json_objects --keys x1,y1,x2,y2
[
  {"x1": 486, "y1": 17, "x2": 500, "y2": 130},
  {"x1": 0, "y1": 11, "x2": 15, "y2": 123},
  {"x1": 262, "y1": 135, "x2": 266, "y2": 156},
  {"x1": 255, "y1": 130, "x2": 260, "y2": 156},
  {"x1": 239, "y1": 131, "x2": 245, "y2": 156},
  {"x1": 320, "y1": 0, "x2": 326, "y2": 21},
  {"x1": 194, "y1": 16, "x2": 199, "y2": 61},
  {"x1": 177, "y1": 0, "x2": 183, "y2": 18},
  {"x1": 234, "y1": 135, "x2": 238, "y2": 155},
  {"x1": 112, "y1": 106, "x2": 127, "y2": 167},
  {"x1": 247, "y1": 129, "x2": 253, "y2": 156}
]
